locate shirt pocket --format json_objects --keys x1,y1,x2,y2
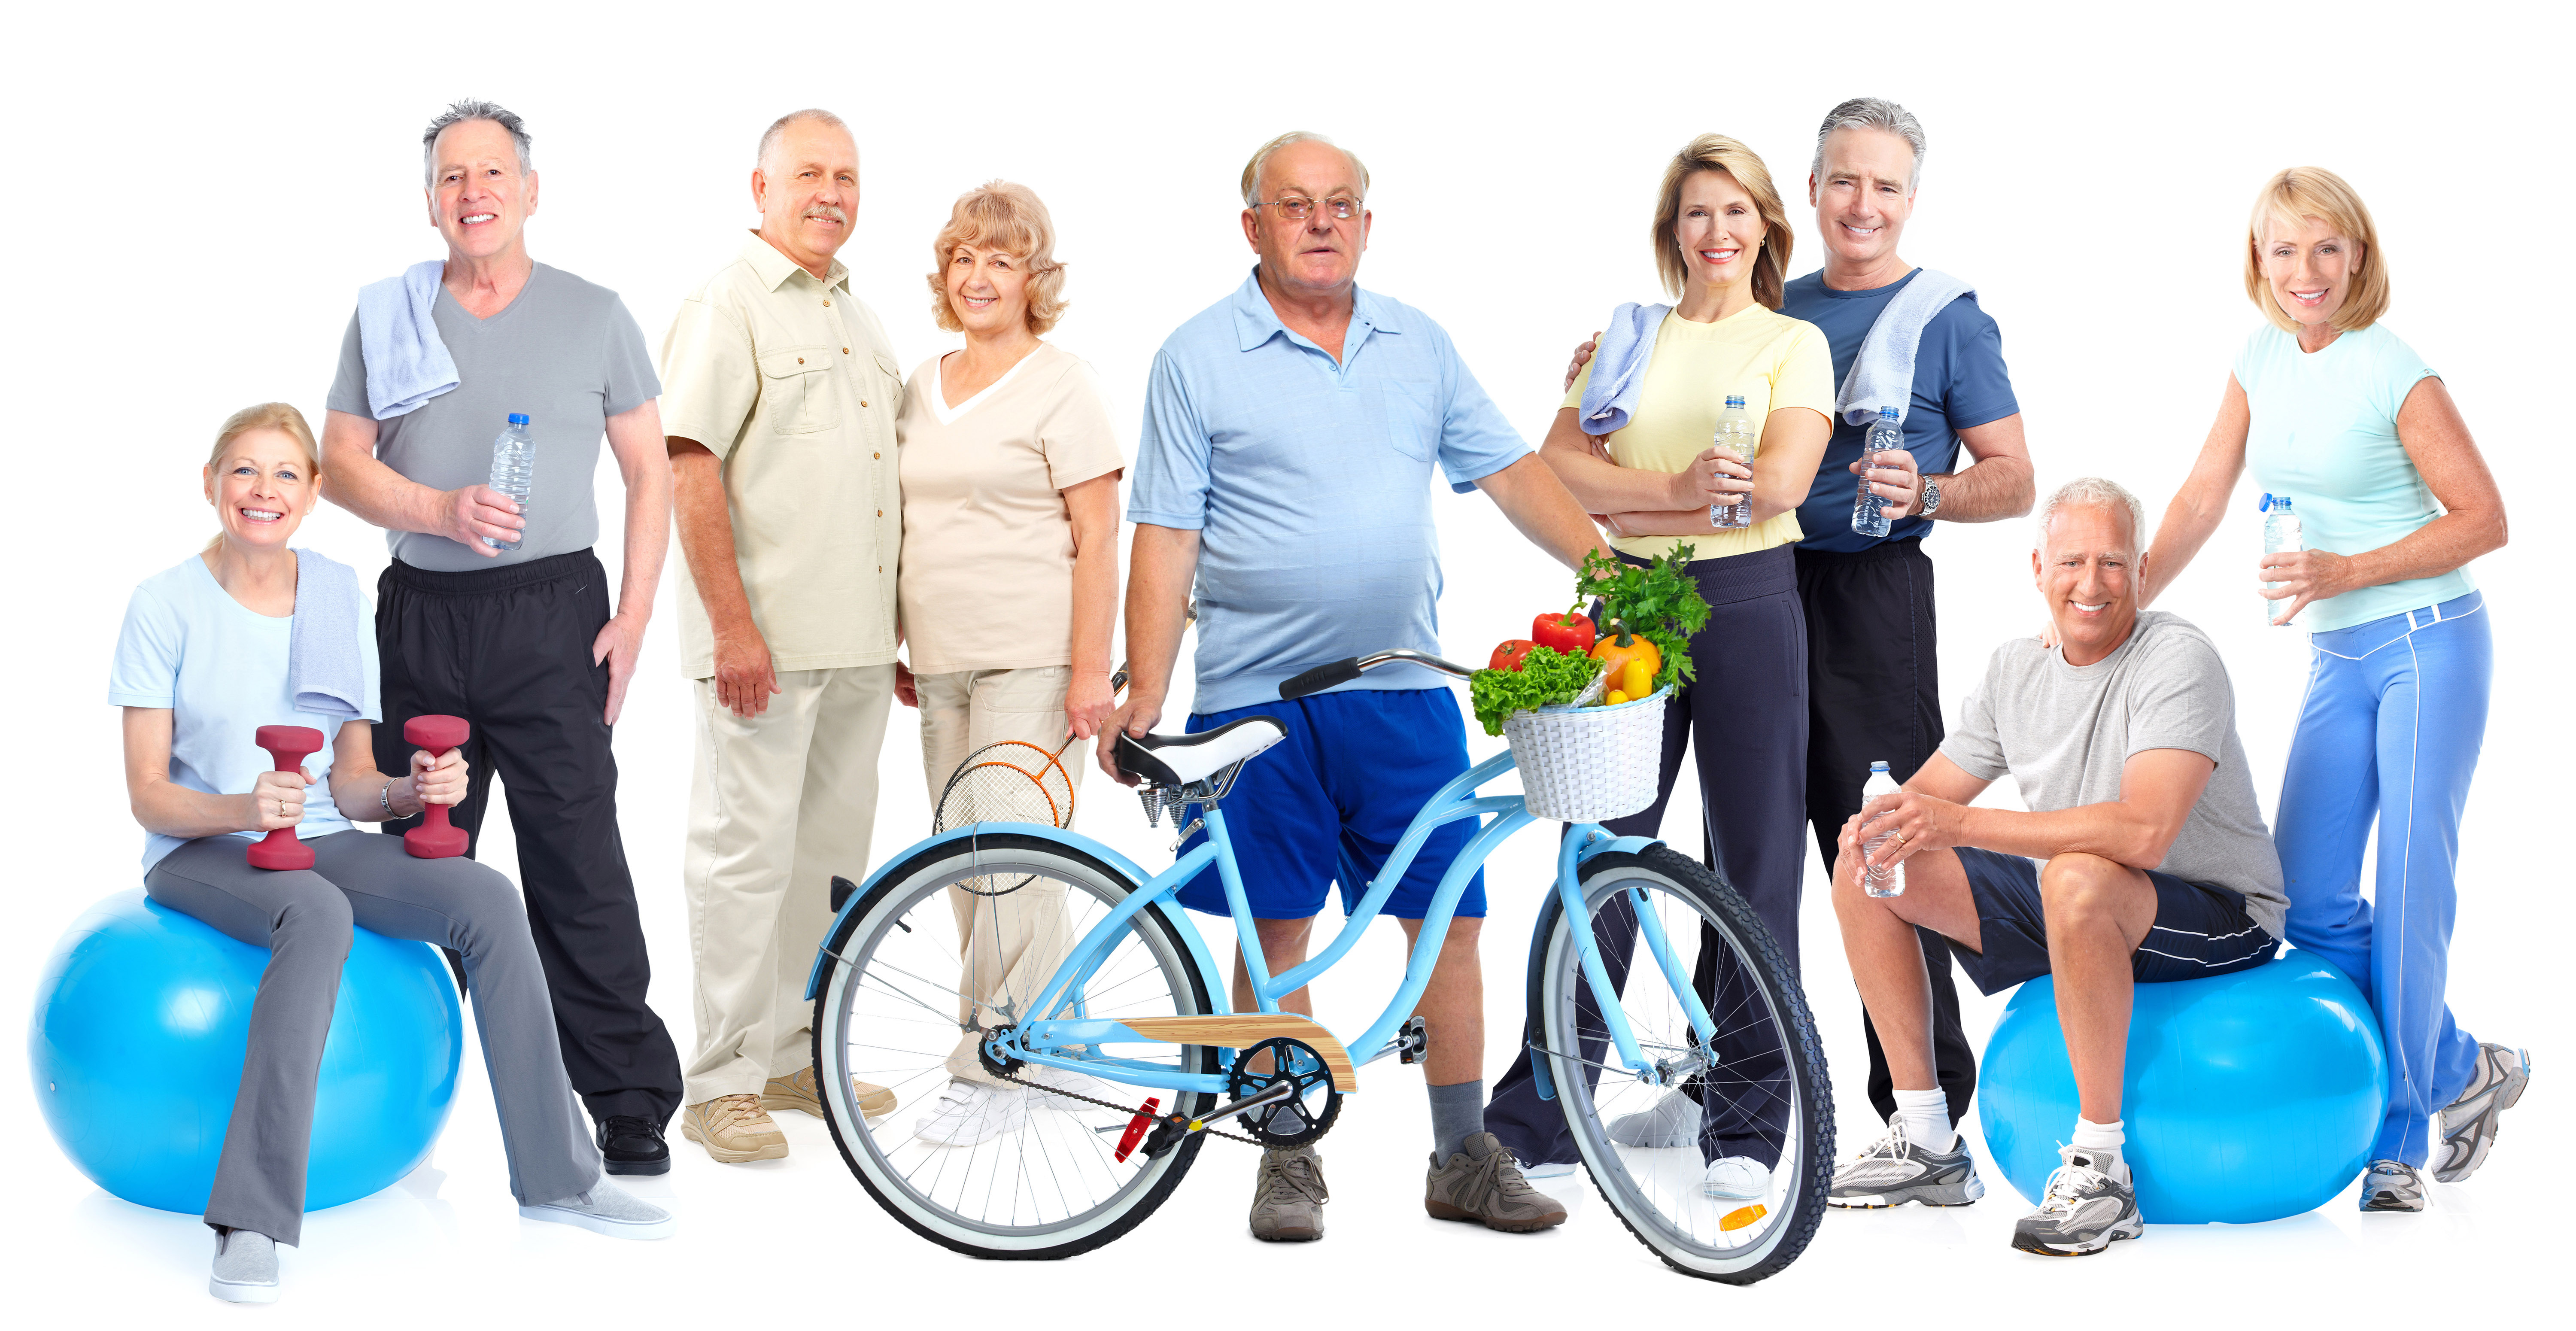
[
  {"x1": 1373, "y1": 383, "x2": 1440, "y2": 464},
  {"x1": 758, "y1": 346, "x2": 838, "y2": 435}
]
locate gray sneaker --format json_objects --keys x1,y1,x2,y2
[
  {"x1": 2434, "y1": 1042, "x2": 2530, "y2": 1183},
  {"x1": 1829, "y1": 1116, "x2": 1985, "y2": 1208},
  {"x1": 1425, "y1": 1131, "x2": 1570, "y2": 1232},
  {"x1": 1605, "y1": 1087, "x2": 1701, "y2": 1148},
  {"x1": 209, "y1": 1228, "x2": 279, "y2": 1304},
  {"x1": 2359, "y1": 1159, "x2": 2428, "y2": 1212},
  {"x1": 2010, "y1": 1146, "x2": 2143, "y2": 1256},
  {"x1": 519, "y1": 1179, "x2": 677, "y2": 1240},
  {"x1": 1249, "y1": 1146, "x2": 1329, "y2": 1242}
]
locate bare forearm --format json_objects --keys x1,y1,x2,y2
[
  {"x1": 2140, "y1": 486, "x2": 2230, "y2": 607},
  {"x1": 1124, "y1": 526, "x2": 1200, "y2": 706},
  {"x1": 1956, "y1": 802, "x2": 2175, "y2": 871},
  {"x1": 131, "y1": 780, "x2": 260, "y2": 840},
  {"x1": 319, "y1": 411, "x2": 447, "y2": 535},
  {"x1": 668, "y1": 445, "x2": 754, "y2": 633},
  {"x1": 328, "y1": 766, "x2": 426, "y2": 824},
  {"x1": 1924, "y1": 453, "x2": 2032, "y2": 523},
  {"x1": 1603, "y1": 509, "x2": 1724, "y2": 536},
  {"x1": 2335, "y1": 509, "x2": 2507, "y2": 593},
  {"x1": 1069, "y1": 534, "x2": 1118, "y2": 675},
  {"x1": 614, "y1": 444, "x2": 671, "y2": 623},
  {"x1": 1479, "y1": 455, "x2": 1615, "y2": 570}
]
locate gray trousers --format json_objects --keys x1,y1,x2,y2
[{"x1": 146, "y1": 831, "x2": 601, "y2": 1244}]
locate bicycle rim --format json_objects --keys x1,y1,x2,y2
[
  {"x1": 1538, "y1": 846, "x2": 1832, "y2": 1282},
  {"x1": 815, "y1": 833, "x2": 1218, "y2": 1258}
]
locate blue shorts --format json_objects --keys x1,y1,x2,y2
[
  {"x1": 1173, "y1": 688, "x2": 1485, "y2": 921},
  {"x1": 1947, "y1": 847, "x2": 2278, "y2": 997}
]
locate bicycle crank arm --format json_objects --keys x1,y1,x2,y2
[{"x1": 1134, "y1": 1077, "x2": 1302, "y2": 1161}]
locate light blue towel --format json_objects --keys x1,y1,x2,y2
[
  {"x1": 287, "y1": 549, "x2": 368, "y2": 722},
  {"x1": 357, "y1": 260, "x2": 459, "y2": 420},
  {"x1": 1576, "y1": 301, "x2": 1671, "y2": 436},
  {"x1": 1835, "y1": 269, "x2": 1974, "y2": 426}
]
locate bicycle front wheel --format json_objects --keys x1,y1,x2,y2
[
  {"x1": 1534, "y1": 845, "x2": 1832, "y2": 1283},
  {"x1": 813, "y1": 831, "x2": 1220, "y2": 1259}
]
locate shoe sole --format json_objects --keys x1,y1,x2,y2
[
  {"x1": 680, "y1": 1121, "x2": 788, "y2": 1164},
  {"x1": 1252, "y1": 1225, "x2": 1323, "y2": 1242},
  {"x1": 601, "y1": 1155, "x2": 670, "y2": 1176},
  {"x1": 2433, "y1": 1051, "x2": 2529, "y2": 1184},
  {"x1": 1424, "y1": 1200, "x2": 1567, "y2": 1232},
  {"x1": 519, "y1": 1203, "x2": 677, "y2": 1240},
  {"x1": 1829, "y1": 1176, "x2": 1986, "y2": 1209},
  {"x1": 2011, "y1": 1222, "x2": 2142, "y2": 1257},
  {"x1": 209, "y1": 1277, "x2": 279, "y2": 1304}
]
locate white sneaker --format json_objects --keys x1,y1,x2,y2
[
  {"x1": 1701, "y1": 1155, "x2": 1771, "y2": 1199},
  {"x1": 914, "y1": 1079, "x2": 1030, "y2": 1145},
  {"x1": 1605, "y1": 1087, "x2": 1701, "y2": 1149},
  {"x1": 1023, "y1": 1062, "x2": 1115, "y2": 1109},
  {"x1": 1521, "y1": 1159, "x2": 1580, "y2": 1182}
]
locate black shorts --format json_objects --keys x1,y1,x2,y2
[{"x1": 1947, "y1": 847, "x2": 2278, "y2": 997}]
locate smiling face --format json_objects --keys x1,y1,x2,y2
[
  {"x1": 755, "y1": 119, "x2": 860, "y2": 274},
  {"x1": 425, "y1": 118, "x2": 535, "y2": 261},
  {"x1": 2033, "y1": 501, "x2": 2145, "y2": 665},
  {"x1": 1674, "y1": 169, "x2": 1765, "y2": 295},
  {"x1": 1810, "y1": 125, "x2": 1916, "y2": 273},
  {"x1": 945, "y1": 243, "x2": 1033, "y2": 337},
  {"x1": 203, "y1": 428, "x2": 315, "y2": 551},
  {"x1": 1243, "y1": 139, "x2": 1370, "y2": 298},
  {"x1": 2259, "y1": 213, "x2": 2359, "y2": 334}
]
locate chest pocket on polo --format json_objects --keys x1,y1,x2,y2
[
  {"x1": 758, "y1": 346, "x2": 838, "y2": 435},
  {"x1": 1372, "y1": 383, "x2": 1440, "y2": 464}
]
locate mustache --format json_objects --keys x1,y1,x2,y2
[{"x1": 802, "y1": 204, "x2": 848, "y2": 222}]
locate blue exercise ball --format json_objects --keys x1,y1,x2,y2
[
  {"x1": 1979, "y1": 953, "x2": 2386, "y2": 1224},
  {"x1": 27, "y1": 889, "x2": 463, "y2": 1215}
]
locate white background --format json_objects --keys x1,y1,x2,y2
[{"x1": 3, "y1": 0, "x2": 2565, "y2": 1324}]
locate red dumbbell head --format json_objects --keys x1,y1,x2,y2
[
  {"x1": 402, "y1": 714, "x2": 471, "y2": 859},
  {"x1": 246, "y1": 726, "x2": 325, "y2": 871}
]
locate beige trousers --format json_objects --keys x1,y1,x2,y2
[
  {"x1": 917, "y1": 666, "x2": 1089, "y2": 1084},
  {"x1": 683, "y1": 662, "x2": 894, "y2": 1105}
]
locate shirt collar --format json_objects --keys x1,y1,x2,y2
[
  {"x1": 1228, "y1": 266, "x2": 1403, "y2": 353},
  {"x1": 741, "y1": 231, "x2": 850, "y2": 292}
]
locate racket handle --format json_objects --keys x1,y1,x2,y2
[{"x1": 1280, "y1": 657, "x2": 1364, "y2": 700}]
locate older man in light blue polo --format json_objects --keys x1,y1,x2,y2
[{"x1": 1102, "y1": 131, "x2": 1610, "y2": 1243}]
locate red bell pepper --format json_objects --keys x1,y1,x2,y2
[{"x1": 1533, "y1": 611, "x2": 1596, "y2": 654}]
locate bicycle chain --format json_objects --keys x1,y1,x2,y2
[{"x1": 991, "y1": 1067, "x2": 1267, "y2": 1148}]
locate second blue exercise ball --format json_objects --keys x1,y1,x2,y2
[
  {"x1": 28, "y1": 889, "x2": 463, "y2": 1215},
  {"x1": 1979, "y1": 953, "x2": 2385, "y2": 1224}
]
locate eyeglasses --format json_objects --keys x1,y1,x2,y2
[{"x1": 1252, "y1": 195, "x2": 1361, "y2": 222}]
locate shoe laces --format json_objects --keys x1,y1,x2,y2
[
  {"x1": 1855, "y1": 1116, "x2": 1913, "y2": 1163},
  {"x1": 2037, "y1": 1147, "x2": 2108, "y2": 1215},
  {"x1": 709, "y1": 1093, "x2": 767, "y2": 1127},
  {"x1": 1259, "y1": 1150, "x2": 1329, "y2": 1205}
]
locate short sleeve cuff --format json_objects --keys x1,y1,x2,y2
[
  {"x1": 1440, "y1": 447, "x2": 1529, "y2": 494},
  {"x1": 1125, "y1": 507, "x2": 1206, "y2": 531},
  {"x1": 1936, "y1": 738, "x2": 2008, "y2": 784},
  {"x1": 108, "y1": 690, "x2": 174, "y2": 708}
]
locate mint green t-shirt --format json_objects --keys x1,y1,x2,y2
[{"x1": 2235, "y1": 322, "x2": 2471, "y2": 632}]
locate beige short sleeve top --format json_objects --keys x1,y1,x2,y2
[
  {"x1": 897, "y1": 342, "x2": 1124, "y2": 675},
  {"x1": 659, "y1": 234, "x2": 903, "y2": 678}
]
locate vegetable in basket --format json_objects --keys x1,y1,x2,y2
[{"x1": 1467, "y1": 645, "x2": 1601, "y2": 737}]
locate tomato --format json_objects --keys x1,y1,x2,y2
[
  {"x1": 1489, "y1": 638, "x2": 1539, "y2": 672},
  {"x1": 1532, "y1": 611, "x2": 1596, "y2": 654}
]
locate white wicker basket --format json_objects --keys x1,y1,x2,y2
[{"x1": 1503, "y1": 673, "x2": 1671, "y2": 823}]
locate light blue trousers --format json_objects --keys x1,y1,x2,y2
[{"x1": 2276, "y1": 592, "x2": 2489, "y2": 1166}]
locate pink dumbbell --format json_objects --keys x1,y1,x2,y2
[
  {"x1": 402, "y1": 714, "x2": 471, "y2": 859},
  {"x1": 247, "y1": 725, "x2": 325, "y2": 871}
]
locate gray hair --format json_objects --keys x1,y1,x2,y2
[
  {"x1": 2037, "y1": 477, "x2": 2148, "y2": 550},
  {"x1": 1239, "y1": 131, "x2": 1370, "y2": 208},
  {"x1": 1811, "y1": 96, "x2": 1926, "y2": 192},
  {"x1": 422, "y1": 99, "x2": 532, "y2": 186},
  {"x1": 757, "y1": 108, "x2": 851, "y2": 173}
]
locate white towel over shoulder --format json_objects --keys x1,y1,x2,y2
[
  {"x1": 1835, "y1": 269, "x2": 1973, "y2": 427},
  {"x1": 357, "y1": 260, "x2": 459, "y2": 420}
]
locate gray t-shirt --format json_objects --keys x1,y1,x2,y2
[
  {"x1": 1940, "y1": 611, "x2": 2287, "y2": 938},
  {"x1": 327, "y1": 262, "x2": 660, "y2": 571}
]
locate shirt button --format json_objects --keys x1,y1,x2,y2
[
  {"x1": 796, "y1": 356, "x2": 805, "y2": 364},
  {"x1": 860, "y1": 399, "x2": 869, "y2": 407},
  {"x1": 873, "y1": 451, "x2": 881, "y2": 459},
  {"x1": 842, "y1": 347, "x2": 850, "y2": 354},
  {"x1": 823, "y1": 299, "x2": 832, "y2": 307},
  {"x1": 876, "y1": 509, "x2": 883, "y2": 517}
]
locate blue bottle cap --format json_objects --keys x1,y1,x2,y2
[
  {"x1": 507, "y1": 413, "x2": 530, "y2": 426},
  {"x1": 1878, "y1": 407, "x2": 1900, "y2": 420},
  {"x1": 2257, "y1": 492, "x2": 2273, "y2": 512},
  {"x1": 1725, "y1": 395, "x2": 1747, "y2": 407}
]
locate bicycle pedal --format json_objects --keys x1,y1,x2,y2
[
  {"x1": 1112, "y1": 1097, "x2": 1163, "y2": 1164},
  {"x1": 1397, "y1": 1015, "x2": 1428, "y2": 1065}
]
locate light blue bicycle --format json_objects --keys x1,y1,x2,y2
[{"x1": 806, "y1": 649, "x2": 1832, "y2": 1282}]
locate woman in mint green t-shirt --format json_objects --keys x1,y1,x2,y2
[{"x1": 2138, "y1": 168, "x2": 2522, "y2": 1214}]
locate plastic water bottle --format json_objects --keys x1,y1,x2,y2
[
  {"x1": 1851, "y1": 407, "x2": 1902, "y2": 538},
  {"x1": 1860, "y1": 760, "x2": 1906, "y2": 897},
  {"x1": 2259, "y1": 494, "x2": 2302, "y2": 625},
  {"x1": 1709, "y1": 395, "x2": 1756, "y2": 529},
  {"x1": 483, "y1": 413, "x2": 532, "y2": 551}
]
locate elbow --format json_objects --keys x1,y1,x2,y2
[
  {"x1": 2484, "y1": 507, "x2": 2509, "y2": 555},
  {"x1": 2121, "y1": 825, "x2": 2181, "y2": 871}
]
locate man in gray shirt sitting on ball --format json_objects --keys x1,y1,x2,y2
[{"x1": 1821, "y1": 477, "x2": 2288, "y2": 1258}]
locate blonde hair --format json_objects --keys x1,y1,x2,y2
[
  {"x1": 926, "y1": 181, "x2": 1068, "y2": 335},
  {"x1": 204, "y1": 402, "x2": 320, "y2": 550},
  {"x1": 1653, "y1": 135, "x2": 1793, "y2": 309},
  {"x1": 2245, "y1": 167, "x2": 2390, "y2": 333}
]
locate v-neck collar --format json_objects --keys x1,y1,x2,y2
[{"x1": 929, "y1": 344, "x2": 1044, "y2": 425}]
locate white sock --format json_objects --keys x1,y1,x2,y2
[
  {"x1": 1893, "y1": 1088, "x2": 1956, "y2": 1154},
  {"x1": 2071, "y1": 1116, "x2": 2125, "y2": 1176}
]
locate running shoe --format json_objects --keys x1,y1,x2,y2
[
  {"x1": 2434, "y1": 1043, "x2": 2530, "y2": 1183},
  {"x1": 1605, "y1": 1087, "x2": 1701, "y2": 1149},
  {"x1": 1829, "y1": 1115, "x2": 1985, "y2": 1208},
  {"x1": 1702, "y1": 1155, "x2": 1771, "y2": 1200},
  {"x1": 913, "y1": 1079, "x2": 1030, "y2": 1146},
  {"x1": 2011, "y1": 1146, "x2": 2143, "y2": 1256},
  {"x1": 2359, "y1": 1159, "x2": 2427, "y2": 1212}
]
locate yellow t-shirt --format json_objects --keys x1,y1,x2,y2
[{"x1": 1564, "y1": 303, "x2": 1837, "y2": 562}]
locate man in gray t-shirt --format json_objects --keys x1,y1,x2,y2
[{"x1": 1821, "y1": 478, "x2": 2282, "y2": 1258}]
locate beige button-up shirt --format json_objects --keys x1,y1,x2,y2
[{"x1": 661, "y1": 234, "x2": 902, "y2": 679}]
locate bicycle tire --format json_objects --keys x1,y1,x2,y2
[
  {"x1": 1533, "y1": 845, "x2": 1833, "y2": 1283},
  {"x1": 812, "y1": 831, "x2": 1221, "y2": 1260}
]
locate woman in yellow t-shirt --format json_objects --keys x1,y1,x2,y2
[{"x1": 1488, "y1": 134, "x2": 1835, "y2": 1205}]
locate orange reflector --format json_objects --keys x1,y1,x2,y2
[{"x1": 1719, "y1": 1203, "x2": 1767, "y2": 1232}]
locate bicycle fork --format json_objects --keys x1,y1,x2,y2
[{"x1": 1537, "y1": 827, "x2": 1722, "y2": 1091}]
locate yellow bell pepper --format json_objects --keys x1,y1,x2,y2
[{"x1": 1621, "y1": 658, "x2": 1653, "y2": 699}]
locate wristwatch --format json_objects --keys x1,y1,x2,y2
[{"x1": 1919, "y1": 479, "x2": 1943, "y2": 518}]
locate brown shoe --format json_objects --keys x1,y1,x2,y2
[
  {"x1": 1249, "y1": 1146, "x2": 1329, "y2": 1242},
  {"x1": 1425, "y1": 1131, "x2": 1568, "y2": 1232},
  {"x1": 681, "y1": 1094, "x2": 789, "y2": 1164},
  {"x1": 760, "y1": 1065, "x2": 896, "y2": 1121}
]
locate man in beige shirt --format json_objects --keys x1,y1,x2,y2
[{"x1": 660, "y1": 108, "x2": 902, "y2": 1163}]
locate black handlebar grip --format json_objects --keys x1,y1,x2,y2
[{"x1": 1279, "y1": 657, "x2": 1365, "y2": 700}]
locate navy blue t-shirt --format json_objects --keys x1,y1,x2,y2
[{"x1": 1780, "y1": 269, "x2": 2019, "y2": 553}]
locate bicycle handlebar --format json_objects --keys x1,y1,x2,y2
[{"x1": 1279, "y1": 649, "x2": 1473, "y2": 700}]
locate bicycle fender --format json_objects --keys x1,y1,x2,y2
[{"x1": 803, "y1": 823, "x2": 1227, "y2": 1011}]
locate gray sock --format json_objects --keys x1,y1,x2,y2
[{"x1": 1428, "y1": 1079, "x2": 1487, "y2": 1160}]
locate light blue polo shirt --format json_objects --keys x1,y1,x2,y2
[{"x1": 1129, "y1": 270, "x2": 1530, "y2": 714}]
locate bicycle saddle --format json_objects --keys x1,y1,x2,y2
[{"x1": 1114, "y1": 716, "x2": 1288, "y2": 787}]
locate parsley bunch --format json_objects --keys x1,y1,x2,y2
[
  {"x1": 1581, "y1": 544, "x2": 1710, "y2": 693},
  {"x1": 1468, "y1": 645, "x2": 1602, "y2": 737}
]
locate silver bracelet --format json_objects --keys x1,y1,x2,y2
[{"x1": 380, "y1": 779, "x2": 396, "y2": 817}]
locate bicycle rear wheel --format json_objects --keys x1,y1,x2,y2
[
  {"x1": 1533, "y1": 845, "x2": 1832, "y2": 1282},
  {"x1": 812, "y1": 832, "x2": 1220, "y2": 1259}
]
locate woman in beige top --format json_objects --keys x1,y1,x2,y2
[{"x1": 894, "y1": 181, "x2": 1124, "y2": 1145}]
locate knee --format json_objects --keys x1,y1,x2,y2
[
  {"x1": 2038, "y1": 853, "x2": 2131, "y2": 927},
  {"x1": 442, "y1": 864, "x2": 533, "y2": 955},
  {"x1": 1829, "y1": 848, "x2": 1879, "y2": 919},
  {"x1": 272, "y1": 881, "x2": 355, "y2": 946}
]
